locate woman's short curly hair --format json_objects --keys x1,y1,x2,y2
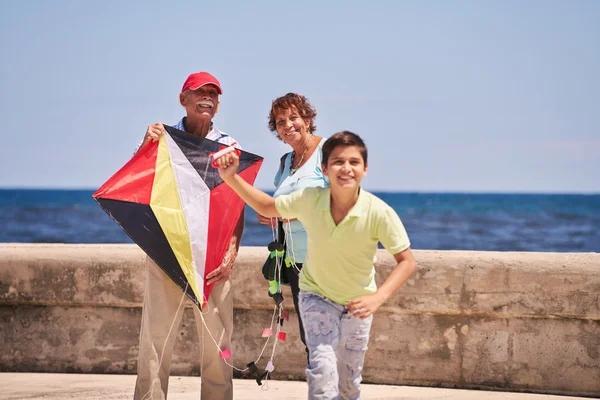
[{"x1": 268, "y1": 93, "x2": 317, "y2": 138}]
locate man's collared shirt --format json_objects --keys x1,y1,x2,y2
[
  {"x1": 173, "y1": 118, "x2": 241, "y2": 149},
  {"x1": 135, "y1": 118, "x2": 241, "y2": 154}
]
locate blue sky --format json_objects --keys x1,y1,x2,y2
[{"x1": 1, "y1": 0, "x2": 598, "y2": 193}]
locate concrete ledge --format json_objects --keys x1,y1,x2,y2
[{"x1": 1, "y1": 244, "x2": 599, "y2": 397}]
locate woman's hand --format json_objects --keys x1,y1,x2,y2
[{"x1": 258, "y1": 214, "x2": 277, "y2": 228}]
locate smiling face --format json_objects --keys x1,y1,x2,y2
[
  {"x1": 179, "y1": 84, "x2": 220, "y2": 120},
  {"x1": 322, "y1": 145, "x2": 368, "y2": 191},
  {"x1": 268, "y1": 93, "x2": 317, "y2": 142},
  {"x1": 274, "y1": 107, "x2": 311, "y2": 146}
]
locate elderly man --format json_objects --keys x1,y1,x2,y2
[{"x1": 134, "y1": 71, "x2": 243, "y2": 400}]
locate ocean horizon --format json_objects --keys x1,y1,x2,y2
[
  {"x1": 3, "y1": 186, "x2": 599, "y2": 195},
  {"x1": 1, "y1": 188, "x2": 598, "y2": 253}
]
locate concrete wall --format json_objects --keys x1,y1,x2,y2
[{"x1": 0, "y1": 244, "x2": 598, "y2": 397}]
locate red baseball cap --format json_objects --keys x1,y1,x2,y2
[{"x1": 181, "y1": 72, "x2": 222, "y2": 94}]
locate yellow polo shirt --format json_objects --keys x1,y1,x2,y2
[{"x1": 275, "y1": 187, "x2": 411, "y2": 305}]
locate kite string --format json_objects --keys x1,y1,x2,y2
[
  {"x1": 260, "y1": 223, "x2": 290, "y2": 384},
  {"x1": 200, "y1": 229, "x2": 283, "y2": 372},
  {"x1": 165, "y1": 220, "x2": 289, "y2": 379},
  {"x1": 257, "y1": 220, "x2": 300, "y2": 385},
  {"x1": 283, "y1": 221, "x2": 301, "y2": 273},
  {"x1": 254, "y1": 304, "x2": 278, "y2": 361},
  {"x1": 197, "y1": 300, "x2": 279, "y2": 372},
  {"x1": 271, "y1": 217, "x2": 277, "y2": 242},
  {"x1": 183, "y1": 221, "x2": 302, "y2": 384},
  {"x1": 140, "y1": 282, "x2": 190, "y2": 400},
  {"x1": 202, "y1": 159, "x2": 211, "y2": 182}
]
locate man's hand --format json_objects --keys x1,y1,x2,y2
[
  {"x1": 215, "y1": 152, "x2": 239, "y2": 180},
  {"x1": 141, "y1": 123, "x2": 166, "y2": 148},
  {"x1": 206, "y1": 210, "x2": 244, "y2": 286},
  {"x1": 346, "y1": 293, "x2": 385, "y2": 320},
  {"x1": 205, "y1": 251, "x2": 236, "y2": 286}
]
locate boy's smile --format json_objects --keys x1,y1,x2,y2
[{"x1": 323, "y1": 145, "x2": 368, "y2": 190}]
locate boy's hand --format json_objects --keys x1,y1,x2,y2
[
  {"x1": 142, "y1": 123, "x2": 166, "y2": 147},
  {"x1": 215, "y1": 152, "x2": 239, "y2": 180},
  {"x1": 346, "y1": 293, "x2": 385, "y2": 319}
]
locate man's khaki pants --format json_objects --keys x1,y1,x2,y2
[{"x1": 134, "y1": 257, "x2": 233, "y2": 400}]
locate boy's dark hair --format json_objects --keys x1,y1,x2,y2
[
  {"x1": 268, "y1": 93, "x2": 317, "y2": 140},
  {"x1": 322, "y1": 131, "x2": 368, "y2": 166}
]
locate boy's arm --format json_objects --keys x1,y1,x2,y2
[
  {"x1": 346, "y1": 248, "x2": 416, "y2": 319},
  {"x1": 217, "y1": 152, "x2": 282, "y2": 218},
  {"x1": 223, "y1": 174, "x2": 281, "y2": 218},
  {"x1": 374, "y1": 248, "x2": 416, "y2": 303}
]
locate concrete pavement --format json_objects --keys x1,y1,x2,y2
[{"x1": 0, "y1": 373, "x2": 592, "y2": 400}]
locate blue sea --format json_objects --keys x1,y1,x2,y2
[{"x1": 0, "y1": 189, "x2": 598, "y2": 252}]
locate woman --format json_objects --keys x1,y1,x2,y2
[{"x1": 258, "y1": 93, "x2": 328, "y2": 359}]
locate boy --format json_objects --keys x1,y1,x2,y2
[{"x1": 216, "y1": 131, "x2": 415, "y2": 400}]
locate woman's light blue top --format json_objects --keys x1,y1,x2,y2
[{"x1": 273, "y1": 138, "x2": 328, "y2": 263}]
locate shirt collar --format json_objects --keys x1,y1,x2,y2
[
  {"x1": 318, "y1": 187, "x2": 368, "y2": 217},
  {"x1": 208, "y1": 124, "x2": 222, "y2": 140},
  {"x1": 348, "y1": 188, "x2": 368, "y2": 217},
  {"x1": 317, "y1": 187, "x2": 331, "y2": 211},
  {"x1": 176, "y1": 117, "x2": 214, "y2": 135}
]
